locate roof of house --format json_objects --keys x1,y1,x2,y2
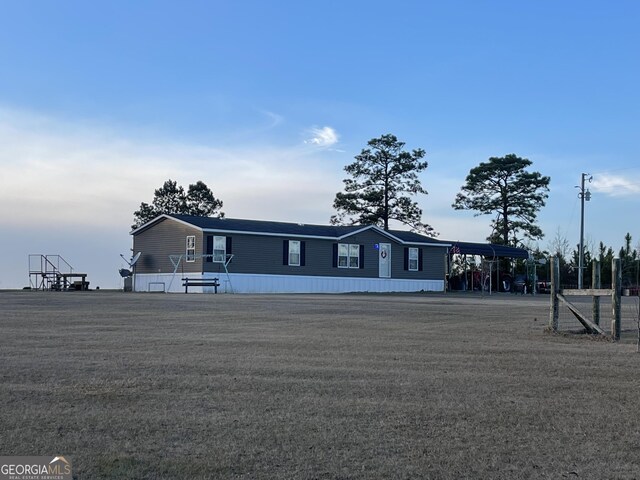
[
  {"x1": 132, "y1": 214, "x2": 449, "y2": 246},
  {"x1": 132, "y1": 214, "x2": 530, "y2": 258},
  {"x1": 168, "y1": 214, "x2": 365, "y2": 238}
]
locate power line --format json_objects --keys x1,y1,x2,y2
[{"x1": 561, "y1": 195, "x2": 579, "y2": 241}]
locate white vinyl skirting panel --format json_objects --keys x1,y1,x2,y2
[{"x1": 134, "y1": 273, "x2": 444, "y2": 294}]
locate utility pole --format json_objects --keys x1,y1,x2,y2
[{"x1": 577, "y1": 173, "x2": 592, "y2": 289}]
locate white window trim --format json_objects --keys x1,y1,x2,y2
[
  {"x1": 288, "y1": 240, "x2": 301, "y2": 267},
  {"x1": 186, "y1": 235, "x2": 196, "y2": 263},
  {"x1": 408, "y1": 247, "x2": 419, "y2": 271},
  {"x1": 213, "y1": 235, "x2": 226, "y2": 263},
  {"x1": 338, "y1": 243, "x2": 360, "y2": 269}
]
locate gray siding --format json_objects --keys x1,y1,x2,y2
[
  {"x1": 202, "y1": 229, "x2": 446, "y2": 281},
  {"x1": 420, "y1": 246, "x2": 447, "y2": 279},
  {"x1": 133, "y1": 218, "x2": 203, "y2": 274}
]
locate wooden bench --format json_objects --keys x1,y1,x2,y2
[{"x1": 182, "y1": 277, "x2": 220, "y2": 294}]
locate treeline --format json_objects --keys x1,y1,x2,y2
[{"x1": 529, "y1": 233, "x2": 639, "y2": 288}]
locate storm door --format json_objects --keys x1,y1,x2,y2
[{"x1": 379, "y1": 243, "x2": 391, "y2": 278}]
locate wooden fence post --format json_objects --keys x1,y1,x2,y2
[
  {"x1": 592, "y1": 260, "x2": 601, "y2": 326},
  {"x1": 549, "y1": 256, "x2": 559, "y2": 332},
  {"x1": 612, "y1": 258, "x2": 622, "y2": 341}
]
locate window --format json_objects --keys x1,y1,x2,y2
[
  {"x1": 213, "y1": 236, "x2": 226, "y2": 262},
  {"x1": 349, "y1": 244, "x2": 360, "y2": 268},
  {"x1": 288, "y1": 240, "x2": 300, "y2": 266},
  {"x1": 338, "y1": 243, "x2": 360, "y2": 269},
  {"x1": 404, "y1": 247, "x2": 423, "y2": 271},
  {"x1": 284, "y1": 240, "x2": 305, "y2": 266},
  {"x1": 408, "y1": 247, "x2": 419, "y2": 271},
  {"x1": 338, "y1": 244, "x2": 348, "y2": 267},
  {"x1": 206, "y1": 235, "x2": 231, "y2": 264},
  {"x1": 186, "y1": 236, "x2": 196, "y2": 262}
]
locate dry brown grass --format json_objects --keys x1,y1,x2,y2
[{"x1": 1, "y1": 291, "x2": 639, "y2": 479}]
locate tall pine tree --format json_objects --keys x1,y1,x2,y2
[
  {"x1": 453, "y1": 154, "x2": 550, "y2": 245},
  {"x1": 331, "y1": 134, "x2": 436, "y2": 235}
]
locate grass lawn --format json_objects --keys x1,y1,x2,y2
[{"x1": 1, "y1": 291, "x2": 639, "y2": 479}]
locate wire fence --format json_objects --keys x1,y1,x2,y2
[
  {"x1": 547, "y1": 256, "x2": 640, "y2": 343},
  {"x1": 556, "y1": 293, "x2": 639, "y2": 342}
]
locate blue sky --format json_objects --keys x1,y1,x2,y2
[{"x1": 0, "y1": 1, "x2": 639, "y2": 289}]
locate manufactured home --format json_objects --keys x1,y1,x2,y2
[{"x1": 130, "y1": 214, "x2": 452, "y2": 293}]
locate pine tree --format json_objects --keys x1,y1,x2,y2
[
  {"x1": 331, "y1": 134, "x2": 435, "y2": 235},
  {"x1": 453, "y1": 154, "x2": 550, "y2": 246},
  {"x1": 132, "y1": 179, "x2": 223, "y2": 229}
]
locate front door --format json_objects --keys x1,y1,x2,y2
[{"x1": 379, "y1": 243, "x2": 391, "y2": 278}]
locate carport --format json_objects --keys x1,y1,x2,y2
[{"x1": 447, "y1": 241, "x2": 530, "y2": 293}]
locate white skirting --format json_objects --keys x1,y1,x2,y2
[{"x1": 133, "y1": 273, "x2": 444, "y2": 294}]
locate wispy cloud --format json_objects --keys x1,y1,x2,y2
[
  {"x1": 305, "y1": 126, "x2": 339, "y2": 147},
  {"x1": 259, "y1": 109, "x2": 284, "y2": 129},
  {"x1": 0, "y1": 107, "x2": 343, "y2": 230},
  {"x1": 591, "y1": 173, "x2": 640, "y2": 197}
]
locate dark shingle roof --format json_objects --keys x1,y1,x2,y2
[
  {"x1": 168, "y1": 214, "x2": 365, "y2": 238},
  {"x1": 135, "y1": 214, "x2": 529, "y2": 258},
  {"x1": 388, "y1": 229, "x2": 445, "y2": 244},
  {"x1": 149, "y1": 214, "x2": 444, "y2": 245}
]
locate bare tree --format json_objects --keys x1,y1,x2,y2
[{"x1": 548, "y1": 227, "x2": 571, "y2": 261}]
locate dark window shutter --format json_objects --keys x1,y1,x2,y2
[
  {"x1": 418, "y1": 248, "x2": 424, "y2": 271},
  {"x1": 332, "y1": 244, "x2": 338, "y2": 268},
  {"x1": 206, "y1": 236, "x2": 213, "y2": 263},
  {"x1": 359, "y1": 245, "x2": 365, "y2": 269},
  {"x1": 300, "y1": 241, "x2": 306, "y2": 266},
  {"x1": 226, "y1": 237, "x2": 232, "y2": 263},
  {"x1": 404, "y1": 248, "x2": 409, "y2": 270},
  {"x1": 283, "y1": 240, "x2": 289, "y2": 265}
]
